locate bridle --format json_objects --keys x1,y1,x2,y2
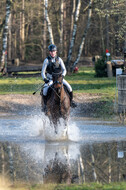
[{"x1": 51, "y1": 71, "x2": 63, "y2": 99}]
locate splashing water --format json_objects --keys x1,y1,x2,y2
[
  {"x1": 1, "y1": 111, "x2": 126, "y2": 143},
  {"x1": 20, "y1": 112, "x2": 81, "y2": 142},
  {"x1": 43, "y1": 118, "x2": 80, "y2": 142}
]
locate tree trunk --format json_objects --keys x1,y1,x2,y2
[
  {"x1": 8, "y1": 13, "x2": 11, "y2": 60},
  {"x1": 45, "y1": 0, "x2": 54, "y2": 44},
  {"x1": 90, "y1": 145, "x2": 97, "y2": 182},
  {"x1": 11, "y1": 3, "x2": 17, "y2": 60},
  {"x1": 99, "y1": 14, "x2": 105, "y2": 53},
  {"x1": 79, "y1": 155, "x2": 85, "y2": 183},
  {"x1": 42, "y1": 0, "x2": 47, "y2": 60},
  {"x1": 106, "y1": 2, "x2": 109, "y2": 53},
  {"x1": 0, "y1": 0, "x2": 11, "y2": 73},
  {"x1": 7, "y1": 144, "x2": 15, "y2": 183},
  {"x1": 60, "y1": 0, "x2": 63, "y2": 56},
  {"x1": 71, "y1": 0, "x2": 93, "y2": 71},
  {"x1": 20, "y1": 0, "x2": 25, "y2": 61},
  {"x1": 66, "y1": 0, "x2": 81, "y2": 70},
  {"x1": 63, "y1": 0, "x2": 67, "y2": 58},
  {"x1": 70, "y1": 0, "x2": 76, "y2": 39}
]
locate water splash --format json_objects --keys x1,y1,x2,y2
[
  {"x1": 42, "y1": 117, "x2": 80, "y2": 142},
  {"x1": 21, "y1": 113, "x2": 45, "y2": 138},
  {"x1": 21, "y1": 113, "x2": 81, "y2": 142},
  {"x1": 68, "y1": 120, "x2": 80, "y2": 142}
]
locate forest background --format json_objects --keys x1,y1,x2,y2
[{"x1": 0, "y1": 0, "x2": 125, "y2": 73}]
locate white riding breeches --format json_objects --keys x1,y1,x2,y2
[
  {"x1": 43, "y1": 79, "x2": 72, "y2": 96},
  {"x1": 63, "y1": 79, "x2": 72, "y2": 92}
]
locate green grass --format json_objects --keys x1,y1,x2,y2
[
  {"x1": 0, "y1": 67, "x2": 116, "y2": 96},
  {"x1": 0, "y1": 75, "x2": 42, "y2": 94},
  {"x1": 8, "y1": 182, "x2": 126, "y2": 190}
]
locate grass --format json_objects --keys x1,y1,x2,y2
[
  {"x1": 7, "y1": 182, "x2": 126, "y2": 190},
  {"x1": 0, "y1": 66, "x2": 117, "y2": 119},
  {"x1": 0, "y1": 67, "x2": 116, "y2": 96}
]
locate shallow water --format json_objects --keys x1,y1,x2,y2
[{"x1": 0, "y1": 112, "x2": 126, "y2": 184}]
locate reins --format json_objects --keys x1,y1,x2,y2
[{"x1": 49, "y1": 85, "x2": 61, "y2": 99}]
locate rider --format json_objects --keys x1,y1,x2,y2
[{"x1": 41, "y1": 44, "x2": 76, "y2": 111}]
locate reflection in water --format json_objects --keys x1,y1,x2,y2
[
  {"x1": 0, "y1": 140, "x2": 126, "y2": 185},
  {"x1": 1, "y1": 114, "x2": 126, "y2": 185}
]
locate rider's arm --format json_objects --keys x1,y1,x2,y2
[
  {"x1": 41, "y1": 58, "x2": 48, "y2": 80},
  {"x1": 59, "y1": 57, "x2": 67, "y2": 77}
]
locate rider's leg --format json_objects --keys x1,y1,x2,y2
[
  {"x1": 43, "y1": 80, "x2": 53, "y2": 111},
  {"x1": 63, "y1": 79, "x2": 77, "y2": 107}
]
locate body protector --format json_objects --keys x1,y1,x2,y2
[{"x1": 46, "y1": 56, "x2": 62, "y2": 74}]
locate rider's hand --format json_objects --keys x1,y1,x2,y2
[{"x1": 44, "y1": 78, "x2": 49, "y2": 83}]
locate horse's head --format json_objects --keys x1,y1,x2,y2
[{"x1": 52, "y1": 71, "x2": 63, "y2": 93}]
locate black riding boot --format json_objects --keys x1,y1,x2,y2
[
  {"x1": 69, "y1": 91, "x2": 77, "y2": 108},
  {"x1": 43, "y1": 95, "x2": 48, "y2": 112}
]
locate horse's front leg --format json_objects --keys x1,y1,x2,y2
[
  {"x1": 54, "y1": 125, "x2": 58, "y2": 134},
  {"x1": 52, "y1": 119, "x2": 58, "y2": 134},
  {"x1": 49, "y1": 120, "x2": 57, "y2": 134},
  {"x1": 62, "y1": 117, "x2": 69, "y2": 138}
]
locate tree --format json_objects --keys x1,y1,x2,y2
[
  {"x1": 66, "y1": 0, "x2": 81, "y2": 70},
  {"x1": 71, "y1": 0, "x2": 93, "y2": 71},
  {"x1": 0, "y1": 0, "x2": 11, "y2": 73},
  {"x1": 59, "y1": 0, "x2": 63, "y2": 55},
  {"x1": 44, "y1": 0, "x2": 54, "y2": 44},
  {"x1": 20, "y1": 0, "x2": 25, "y2": 61},
  {"x1": 0, "y1": 0, "x2": 126, "y2": 73}
]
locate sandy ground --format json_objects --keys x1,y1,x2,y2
[{"x1": 0, "y1": 93, "x2": 101, "y2": 118}]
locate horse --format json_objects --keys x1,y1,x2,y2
[{"x1": 41, "y1": 71, "x2": 70, "y2": 135}]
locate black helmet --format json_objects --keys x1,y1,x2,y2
[{"x1": 48, "y1": 44, "x2": 57, "y2": 52}]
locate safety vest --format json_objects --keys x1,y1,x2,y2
[{"x1": 46, "y1": 56, "x2": 62, "y2": 74}]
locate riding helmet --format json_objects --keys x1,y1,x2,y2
[{"x1": 48, "y1": 44, "x2": 57, "y2": 52}]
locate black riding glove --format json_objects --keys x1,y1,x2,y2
[{"x1": 44, "y1": 78, "x2": 49, "y2": 83}]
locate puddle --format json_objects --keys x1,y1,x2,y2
[{"x1": 0, "y1": 113, "x2": 126, "y2": 184}]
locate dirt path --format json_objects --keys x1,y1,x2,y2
[{"x1": 0, "y1": 93, "x2": 101, "y2": 117}]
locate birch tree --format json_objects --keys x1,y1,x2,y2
[
  {"x1": 71, "y1": 0, "x2": 93, "y2": 71},
  {"x1": 70, "y1": 0, "x2": 76, "y2": 39},
  {"x1": 0, "y1": 0, "x2": 11, "y2": 73},
  {"x1": 63, "y1": 0, "x2": 67, "y2": 58},
  {"x1": 66, "y1": 0, "x2": 81, "y2": 69},
  {"x1": 42, "y1": 0, "x2": 47, "y2": 59},
  {"x1": 60, "y1": 0, "x2": 64, "y2": 55},
  {"x1": 44, "y1": 0, "x2": 54, "y2": 44},
  {"x1": 8, "y1": 12, "x2": 12, "y2": 60}
]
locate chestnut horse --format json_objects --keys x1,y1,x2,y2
[{"x1": 41, "y1": 71, "x2": 70, "y2": 135}]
